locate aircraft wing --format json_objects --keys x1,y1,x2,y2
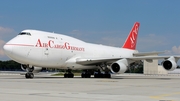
[
  {"x1": 76, "y1": 56, "x2": 180, "y2": 65},
  {"x1": 129, "y1": 56, "x2": 180, "y2": 61}
]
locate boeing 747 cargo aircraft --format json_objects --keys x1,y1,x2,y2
[{"x1": 3, "y1": 22, "x2": 179, "y2": 78}]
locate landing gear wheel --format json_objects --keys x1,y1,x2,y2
[
  {"x1": 25, "y1": 72, "x2": 34, "y2": 79},
  {"x1": 69, "y1": 73, "x2": 74, "y2": 78},
  {"x1": 94, "y1": 73, "x2": 111, "y2": 78},
  {"x1": 104, "y1": 73, "x2": 111, "y2": 78},
  {"x1": 94, "y1": 73, "x2": 101, "y2": 78},
  {"x1": 94, "y1": 69, "x2": 111, "y2": 78},
  {"x1": 94, "y1": 69, "x2": 102, "y2": 78},
  {"x1": 64, "y1": 73, "x2": 74, "y2": 78},
  {"x1": 64, "y1": 69, "x2": 74, "y2": 78},
  {"x1": 81, "y1": 70, "x2": 91, "y2": 78},
  {"x1": 64, "y1": 74, "x2": 68, "y2": 78},
  {"x1": 81, "y1": 74, "x2": 91, "y2": 78}
]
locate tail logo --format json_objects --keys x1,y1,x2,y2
[
  {"x1": 130, "y1": 24, "x2": 139, "y2": 48},
  {"x1": 122, "y1": 22, "x2": 140, "y2": 50}
]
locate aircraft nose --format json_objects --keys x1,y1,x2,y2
[{"x1": 3, "y1": 44, "x2": 13, "y2": 55}]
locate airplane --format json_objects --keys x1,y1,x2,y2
[{"x1": 3, "y1": 22, "x2": 179, "y2": 79}]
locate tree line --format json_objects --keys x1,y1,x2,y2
[{"x1": 0, "y1": 60, "x2": 21, "y2": 71}]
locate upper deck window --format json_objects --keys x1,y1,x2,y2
[{"x1": 18, "y1": 32, "x2": 31, "y2": 36}]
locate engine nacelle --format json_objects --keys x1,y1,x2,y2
[
  {"x1": 110, "y1": 59, "x2": 128, "y2": 74},
  {"x1": 21, "y1": 64, "x2": 42, "y2": 73},
  {"x1": 162, "y1": 56, "x2": 177, "y2": 71}
]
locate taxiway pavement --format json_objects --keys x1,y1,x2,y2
[{"x1": 0, "y1": 73, "x2": 179, "y2": 101}]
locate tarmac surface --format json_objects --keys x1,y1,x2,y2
[{"x1": 0, "y1": 73, "x2": 180, "y2": 101}]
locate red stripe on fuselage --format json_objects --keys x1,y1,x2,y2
[{"x1": 5, "y1": 44, "x2": 34, "y2": 47}]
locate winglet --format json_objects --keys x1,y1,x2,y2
[{"x1": 122, "y1": 22, "x2": 140, "y2": 50}]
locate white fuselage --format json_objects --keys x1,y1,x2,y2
[{"x1": 4, "y1": 30, "x2": 138, "y2": 69}]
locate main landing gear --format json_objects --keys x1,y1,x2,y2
[
  {"x1": 64, "y1": 69, "x2": 74, "y2": 78},
  {"x1": 63, "y1": 69, "x2": 111, "y2": 78},
  {"x1": 81, "y1": 70, "x2": 91, "y2": 78},
  {"x1": 81, "y1": 69, "x2": 111, "y2": 78},
  {"x1": 94, "y1": 70, "x2": 111, "y2": 78},
  {"x1": 93, "y1": 63, "x2": 111, "y2": 78}
]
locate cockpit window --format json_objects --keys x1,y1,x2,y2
[{"x1": 18, "y1": 32, "x2": 31, "y2": 36}]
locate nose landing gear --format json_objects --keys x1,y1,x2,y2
[
  {"x1": 25, "y1": 72, "x2": 34, "y2": 79},
  {"x1": 21, "y1": 65, "x2": 35, "y2": 79}
]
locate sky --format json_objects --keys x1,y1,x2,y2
[{"x1": 0, "y1": 0, "x2": 180, "y2": 60}]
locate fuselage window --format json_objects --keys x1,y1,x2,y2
[{"x1": 18, "y1": 32, "x2": 31, "y2": 36}]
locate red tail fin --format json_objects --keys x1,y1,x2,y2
[{"x1": 122, "y1": 22, "x2": 140, "y2": 50}]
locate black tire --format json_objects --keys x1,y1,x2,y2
[
  {"x1": 94, "y1": 74, "x2": 97, "y2": 78},
  {"x1": 25, "y1": 72, "x2": 34, "y2": 79},
  {"x1": 64, "y1": 74, "x2": 67, "y2": 78},
  {"x1": 29, "y1": 73, "x2": 34, "y2": 78},
  {"x1": 104, "y1": 74, "x2": 111, "y2": 78},
  {"x1": 69, "y1": 74, "x2": 74, "y2": 78},
  {"x1": 25, "y1": 73, "x2": 30, "y2": 79},
  {"x1": 81, "y1": 74, "x2": 85, "y2": 78},
  {"x1": 100, "y1": 74, "x2": 104, "y2": 78},
  {"x1": 94, "y1": 74, "x2": 100, "y2": 78},
  {"x1": 71, "y1": 74, "x2": 74, "y2": 78},
  {"x1": 87, "y1": 74, "x2": 91, "y2": 78}
]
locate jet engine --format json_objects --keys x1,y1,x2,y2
[
  {"x1": 162, "y1": 56, "x2": 177, "y2": 71},
  {"x1": 21, "y1": 64, "x2": 42, "y2": 73},
  {"x1": 110, "y1": 59, "x2": 128, "y2": 74}
]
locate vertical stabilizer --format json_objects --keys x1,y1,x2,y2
[{"x1": 122, "y1": 22, "x2": 140, "y2": 50}]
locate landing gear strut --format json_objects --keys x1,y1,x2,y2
[
  {"x1": 64, "y1": 69, "x2": 74, "y2": 78},
  {"x1": 94, "y1": 63, "x2": 111, "y2": 78}
]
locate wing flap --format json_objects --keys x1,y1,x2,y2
[{"x1": 133, "y1": 51, "x2": 164, "y2": 56}]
